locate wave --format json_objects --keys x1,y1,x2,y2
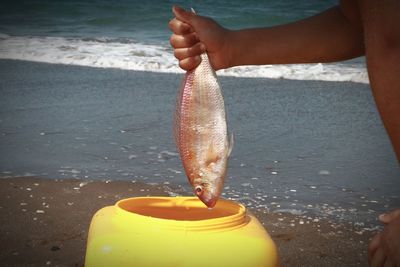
[{"x1": 0, "y1": 34, "x2": 369, "y2": 83}]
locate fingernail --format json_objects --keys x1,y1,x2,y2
[
  {"x1": 378, "y1": 213, "x2": 386, "y2": 220},
  {"x1": 173, "y1": 5, "x2": 184, "y2": 13}
]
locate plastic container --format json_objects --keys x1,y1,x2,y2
[{"x1": 85, "y1": 197, "x2": 279, "y2": 267}]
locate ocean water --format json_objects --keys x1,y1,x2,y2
[
  {"x1": 1, "y1": 1, "x2": 398, "y2": 226},
  {"x1": 0, "y1": 0, "x2": 367, "y2": 82},
  {"x1": 1, "y1": 60, "x2": 399, "y2": 227}
]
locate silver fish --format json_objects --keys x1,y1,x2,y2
[{"x1": 174, "y1": 53, "x2": 233, "y2": 208}]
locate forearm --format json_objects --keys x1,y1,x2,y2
[
  {"x1": 360, "y1": 0, "x2": 400, "y2": 161},
  {"x1": 369, "y1": 49, "x2": 400, "y2": 161},
  {"x1": 227, "y1": 6, "x2": 364, "y2": 67}
]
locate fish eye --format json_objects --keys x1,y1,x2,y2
[{"x1": 195, "y1": 185, "x2": 203, "y2": 195}]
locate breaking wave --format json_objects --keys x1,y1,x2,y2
[{"x1": 0, "y1": 34, "x2": 369, "y2": 83}]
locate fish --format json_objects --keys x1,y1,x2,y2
[{"x1": 174, "y1": 52, "x2": 233, "y2": 208}]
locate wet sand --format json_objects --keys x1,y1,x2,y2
[
  {"x1": 0, "y1": 177, "x2": 373, "y2": 266},
  {"x1": 1, "y1": 59, "x2": 398, "y2": 226},
  {"x1": 1, "y1": 59, "x2": 395, "y2": 266}
]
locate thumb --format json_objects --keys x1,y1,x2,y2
[
  {"x1": 379, "y1": 209, "x2": 400, "y2": 224},
  {"x1": 172, "y1": 6, "x2": 198, "y2": 26}
]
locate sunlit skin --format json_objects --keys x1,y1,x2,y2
[{"x1": 169, "y1": 1, "x2": 399, "y2": 265}]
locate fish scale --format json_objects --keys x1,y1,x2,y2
[{"x1": 174, "y1": 53, "x2": 233, "y2": 208}]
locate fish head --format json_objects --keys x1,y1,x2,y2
[
  {"x1": 192, "y1": 168, "x2": 225, "y2": 208},
  {"x1": 193, "y1": 181, "x2": 219, "y2": 208}
]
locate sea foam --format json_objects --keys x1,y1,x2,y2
[{"x1": 0, "y1": 34, "x2": 369, "y2": 83}]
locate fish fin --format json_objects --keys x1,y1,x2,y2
[
  {"x1": 227, "y1": 134, "x2": 234, "y2": 157},
  {"x1": 205, "y1": 143, "x2": 220, "y2": 166}
]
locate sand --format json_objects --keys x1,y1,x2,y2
[
  {"x1": 1, "y1": 59, "x2": 398, "y2": 224},
  {"x1": 0, "y1": 177, "x2": 373, "y2": 266},
  {"x1": 1, "y1": 59, "x2": 396, "y2": 266}
]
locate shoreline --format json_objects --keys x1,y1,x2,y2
[
  {"x1": 0, "y1": 176, "x2": 373, "y2": 266},
  {"x1": 1, "y1": 59, "x2": 398, "y2": 266},
  {"x1": 0, "y1": 41, "x2": 369, "y2": 83}
]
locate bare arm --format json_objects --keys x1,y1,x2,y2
[
  {"x1": 169, "y1": 1, "x2": 364, "y2": 70},
  {"x1": 358, "y1": 0, "x2": 400, "y2": 161},
  {"x1": 169, "y1": 2, "x2": 400, "y2": 161},
  {"x1": 229, "y1": 4, "x2": 364, "y2": 66}
]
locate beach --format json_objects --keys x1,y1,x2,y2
[
  {"x1": 1, "y1": 1, "x2": 399, "y2": 265},
  {"x1": 0, "y1": 59, "x2": 399, "y2": 266},
  {"x1": 1, "y1": 177, "x2": 372, "y2": 266}
]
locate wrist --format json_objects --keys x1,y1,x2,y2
[
  {"x1": 224, "y1": 29, "x2": 239, "y2": 68},
  {"x1": 225, "y1": 29, "x2": 255, "y2": 68}
]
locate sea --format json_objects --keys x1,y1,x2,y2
[
  {"x1": 0, "y1": 0, "x2": 399, "y2": 227},
  {"x1": 0, "y1": 0, "x2": 368, "y2": 82}
]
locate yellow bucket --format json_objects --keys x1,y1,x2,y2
[{"x1": 85, "y1": 197, "x2": 279, "y2": 267}]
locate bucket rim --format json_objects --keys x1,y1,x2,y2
[{"x1": 115, "y1": 196, "x2": 247, "y2": 231}]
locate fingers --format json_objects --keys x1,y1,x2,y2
[
  {"x1": 369, "y1": 216, "x2": 400, "y2": 267},
  {"x1": 172, "y1": 6, "x2": 196, "y2": 25},
  {"x1": 174, "y1": 42, "x2": 205, "y2": 60},
  {"x1": 178, "y1": 56, "x2": 202, "y2": 71},
  {"x1": 379, "y1": 209, "x2": 400, "y2": 224},
  {"x1": 170, "y1": 33, "x2": 204, "y2": 70},
  {"x1": 380, "y1": 217, "x2": 400, "y2": 266},
  {"x1": 383, "y1": 258, "x2": 395, "y2": 267},
  {"x1": 168, "y1": 18, "x2": 193, "y2": 35},
  {"x1": 370, "y1": 247, "x2": 387, "y2": 267},
  {"x1": 369, "y1": 233, "x2": 382, "y2": 263},
  {"x1": 169, "y1": 5, "x2": 204, "y2": 70},
  {"x1": 170, "y1": 32, "x2": 198, "y2": 49}
]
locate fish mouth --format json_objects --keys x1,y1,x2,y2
[{"x1": 198, "y1": 196, "x2": 218, "y2": 208}]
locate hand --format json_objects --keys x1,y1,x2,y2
[
  {"x1": 368, "y1": 209, "x2": 400, "y2": 267},
  {"x1": 169, "y1": 6, "x2": 232, "y2": 71}
]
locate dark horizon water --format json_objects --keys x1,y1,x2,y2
[
  {"x1": 0, "y1": 0, "x2": 337, "y2": 43},
  {"x1": 0, "y1": 0, "x2": 367, "y2": 83},
  {"x1": 0, "y1": 60, "x2": 398, "y2": 227}
]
